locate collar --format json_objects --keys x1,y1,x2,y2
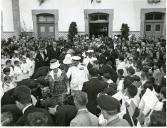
[
  {"x1": 78, "y1": 108, "x2": 87, "y2": 112},
  {"x1": 22, "y1": 104, "x2": 32, "y2": 114},
  {"x1": 106, "y1": 115, "x2": 120, "y2": 125}
]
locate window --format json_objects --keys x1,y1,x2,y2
[
  {"x1": 40, "y1": 26, "x2": 45, "y2": 32},
  {"x1": 37, "y1": 14, "x2": 54, "y2": 23},
  {"x1": 146, "y1": 25, "x2": 151, "y2": 31},
  {"x1": 145, "y1": 12, "x2": 163, "y2": 20},
  {"x1": 89, "y1": 13, "x2": 108, "y2": 21},
  {"x1": 146, "y1": 14, "x2": 154, "y2": 20},
  {"x1": 49, "y1": 26, "x2": 54, "y2": 32},
  {"x1": 154, "y1": 14, "x2": 162, "y2": 20},
  {"x1": 155, "y1": 25, "x2": 160, "y2": 31}
]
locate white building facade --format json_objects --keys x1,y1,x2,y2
[{"x1": 1, "y1": 0, "x2": 166, "y2": 40}]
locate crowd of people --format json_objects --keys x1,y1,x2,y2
[{"x1": 1, "y1": 33, "x2": 166, "y2": 126}]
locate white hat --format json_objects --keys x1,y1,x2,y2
[
  {"x1": 50, "y1": 60, "x2": 60, "y2": 69},
  {"x1": 72, "y1": 56, "x2": 81, "y2": 61},
  {"x1": 86, "y1": 49, "x2": 94, "y2": 53},
  {"x1": 63, "y1": 54, "x2": 72, "y2": 64}
]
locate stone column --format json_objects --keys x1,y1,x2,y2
[{"x1": 12, "y1": 0, "x2": 21, "y2": 38}]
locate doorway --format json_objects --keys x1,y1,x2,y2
[
  {"x1": 89, "y1": 23, "x2": 108, "y2": 37},
  {"x1": 144, "y1": 12, "x2": 165, "y2": 40},
  {"x1": 37, "y1": 14, "x2": 55, "y2": 39},
  {"x1": 88, "y1": 13, "x2": 109, "y2": 37}
]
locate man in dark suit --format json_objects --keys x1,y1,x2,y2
[
  {"x1": 47, "y1": 41, "x2": 61, "y2": 61},
  {"x1": 13, "y1": 85, "x2": 54, "y2": 126},
  {"x1": 99, "y1": 61, "x2": 118, "y2": 83},
  {"x1": 35, "y1": 47, "x2": 48, "y2": 71},
  {"x1": 54, "y1": 105, "x2": 77, "y2": 126},
  {"x1": 82, "y1": 68, "x2": 108, "y2": 116}
]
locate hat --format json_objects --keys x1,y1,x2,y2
[
  {"x1": 127, "y1": 66, "x2": 135, "y2": 75},
  {"x1": 86, "y1": 50, "x2": 94, "y2": 53},
  {"x1": 72, "y1": 56, "x2": 81, "y2": 61},
  {"x1": 63, "y1": 54, "x2": 72, "y2": 64},
  {"x1": 97, "y1": 94, "x2": 120, "y2": 111},
  {"x1": 50, "y1": 60, "x2": 60, "y2": 69},
  {"x1": 50, "y1": 59, "x2": 57, "y2": 64}
]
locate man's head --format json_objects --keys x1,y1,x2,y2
[
  {"x1": 127, "y1": 66, "x2": 135, "y2": 76},
  {"x1": 14, "y1": 60, "x2": 20, "y2": 66},
  {"x1": 26, "y1": 112, "x2": 49, "y2": 126},
  {"x1": 89, "y1": 68, "x2": 99, "y2": 77},
  {"x1": 73, "y1": 91, "x2": 88, "y2": 109},
  {"x1": 97, "y1": 94, "x2": 120, "y2": 120},
  {"x1": 13, "y1": 86, "x2": 32, "y2": 110},
  {"x1": 5, "y1": 60, "x2": 12, "y2": 67},
  {"x1": 4, "y1": 76, "x2": 12, "y2": 84},
  {"x1": 125, "y1": 85, "x2": 137, "y2": 98},
  {"x1": 3, "y1": 68, "x2": 10, "y2": 76},
  {"x1": 71, "y1": 56, "x2": 81, "y2": 66}
]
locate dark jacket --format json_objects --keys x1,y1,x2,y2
[
  {"x1": 54, "y1": 105, "x2": 77, "y2": 126},
  {"x1": 82, "y1": 78, "x2": 108, "y2": 116},
  {"x1": 35, "y1": 52, "x2": 48, "y2": 71},
  {"x1": 47, "y1": 47, "x2": 61, "y2": 61}
]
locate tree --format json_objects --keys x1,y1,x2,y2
[
  {"x1": 68, "y1": 22, "x2": 78, "y2": 43},
  {"x1": 120, "y1": 23, "x2": 130, "y2": 40}
]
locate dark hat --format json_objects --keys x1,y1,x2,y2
[
  {"x1": 127, "y1": 66, "x2": 135, "y2": 75},
  {"x1": 50, "y1": 59, "x2": 57, "y2": 63},
  {"x1": 97, "y1": 94, "x2": 120, "y2": 111}
]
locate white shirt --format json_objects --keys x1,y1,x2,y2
[
  {"x1": 26, "y1": 58, "x2": 35, "y2": 77},
  {"x1": 13, "y1": 66, "x2": 23, "y2": 82},
  {"x1": 117, "y1": 79, "x2": 124, "y2": 92},
  {"x1": 21, "y1": 62, "x2": 30, "y2": 74},
  {"x1": 66, "y1": 63, "x2": 89, "y2": 90},
  {"x1": 117, "y1": 61, "x2": 128, "y2": 76},
  {"x1": 83, "y1": 56, "x2": 97, "y2": 66}
]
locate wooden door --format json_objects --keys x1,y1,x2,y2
[
  {"x1": 145, "y1": 22, "x2": 163, "y2": 40},
  {"x1": 38, "y1": 23, "x2": 55, "y2": 38}
]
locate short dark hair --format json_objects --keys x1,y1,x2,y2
[
  {"x1": 27, "y1": 112, "x2": 48, "y2": 126},
  {"x1": 118, "y1": 69, "x2": 124, "y2": 76},
  {"x1": 127, "y1": 85, "x2": 137, "y2": 98},
  {"x1": 123, "y1": 76, "x2": 134, "y2": 90},
  {"x1": 14, "y1": 60, "x2": 19, "y2": 65},
  {"x1": 5, "y1": 60, "x2": 11, "y2": 65},
  {"x1": 3, "y1": 68, "x2": 10, "y2": 74},
  {"x1": 119, "y1": 55, "x2": 124, "y2": 61},
  {"x1": 13, "y1": 86, "x2": 32, "y2": 104},
  {"x1": 89, "y1": 68, "x2": 99, "y2": 77}
]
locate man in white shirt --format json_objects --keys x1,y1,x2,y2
[
  {"x1": 117, "y1": 55, "x2": 128, "y2": 76},
  {"x1": 13, "y1": 60, "x2": 23, "y2": 82},
  {"x1": 83, "y1": 50, "x2": 97, "y2": 67},
  {"x1": 66, "y1": 56, "x2": 89, "y2": 92},
  {"x1": 21, "y1": 57, "x2": 30, "y2": 80}
]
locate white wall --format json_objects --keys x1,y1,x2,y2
[
  {"x1": 2, "y1": 0, "x2": 166, "y2": 32},
  {"x1": 1, "y1": 0, "x2": 14, "y2": 31}
]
